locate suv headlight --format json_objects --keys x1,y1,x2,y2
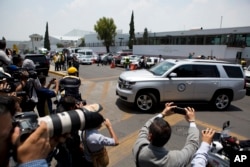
[{"x1": 119, "y1": 80, "x2": 136, "y2": 90}]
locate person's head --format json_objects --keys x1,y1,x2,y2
[
  {"x1": 12, "y1": 55, "x2": 23, "y2": 67},
  {"x1": 0, "y1": 96, "x2": 16, "y2": 167},
  {"x1": 0, "y1": 37, "x2": 6, "y2": 50},
  {"x1": 148, "y1": 117, "x2": 172, "y2": 147},
  {"x1": 159, "y1": 54, "x2": 162, "y2": 58},
  {"x1": 57, "y1": 96, "x2": 77, "y2": 112},
  {"x1": 67, "y1": 67, "x2": 78, "y2": 76},
  {"x1": 22, "y1": 59, "x2": 35, "y2": 70}
]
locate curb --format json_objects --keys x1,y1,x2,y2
[{"x1": 49, "y1": 70, "x2": 67, "y2": 77}]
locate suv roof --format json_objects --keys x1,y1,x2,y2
[{"x1": 24, "y1": 54, "x2": 50, "y2": 76}]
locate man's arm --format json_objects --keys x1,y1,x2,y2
[
  {"x1": 191, "y1": 128, "x2": 215, "y2": 167},
  {"x1": 132, "y1": 102, "x2": 175, "y2": 157}
]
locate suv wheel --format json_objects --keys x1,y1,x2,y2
[
  {"x1": 135, "y1": 92, "x2": 157, "y2": 112},
  {"x1": 211, "y1": 92, "x2": 231, "y2": 110}
]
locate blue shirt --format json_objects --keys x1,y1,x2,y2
[
  {"x1": 36, "y1": 87, "x2": 56, "y2": 117},
  {"x1": 191, "y1": 142, "x2": 210, "y2": 167},
  {"x1": 18, "y1": 159, "x2": 48, "y2": 167}
]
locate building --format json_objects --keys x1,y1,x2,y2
[
  {"x1": 6, "y1": 26, "x2": 250, "y2": 63},
  {"x1": 84, "y1": 26, "x2": 250, "y2": 63}
]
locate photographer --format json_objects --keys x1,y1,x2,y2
[
  {"x1": 0, "y1": 37, "x2": 12, "y2": 72},
  {"x1": 0, "y1": 95, "x2": 53, "y2": 167},
  {"x1": 132, "y1": 102, "x2": 199, "y2": 167},
  {"x1": 36, "y1": 75, "x2": 59, "y2": 117},
  {"x1": 15, "y1": 59, "x2": 41, "y2": 111}
]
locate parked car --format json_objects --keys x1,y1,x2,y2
[
  {"x1": 101, "y1": 53, "x2": 114, "y2": 65},
  {"x1": 146, "y1": 57, "x2": 161, "y2": 67},
  {"x1": 23, "y1": 54, "x2": 50, "y2": 76},
  {"x1": 244, "y1": 65, "x2": 250, "y2": 93},
  {"x1": 116, "y1": 59, "x2": 246, "y2": 112},
  {"x1": 77, "y1": 54, "x2": 93, "y2": 65},
  {"x1": 113, "y1": 51, "x2": 133, "y2": 66},
  {"x1": 120, "y1": 55, "x2": 141, "y2": 67}
]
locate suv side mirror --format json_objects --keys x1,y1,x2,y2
[{"x1": 168, "y1": 72, "x2": 177, "y2": 78}]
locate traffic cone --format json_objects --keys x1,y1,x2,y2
[
  {"x1": 130, "y1": 64, "x2": 137, "y2": 70},
  {"x1": 110, "y1": 61, "x2": 115, "y2": 68}
]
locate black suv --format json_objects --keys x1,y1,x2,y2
[{"x1": 24, "y1": 54, "x2": 50, "y2": 76}]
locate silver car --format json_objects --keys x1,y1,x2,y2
[
  {"x1": 77, "y1": 54, "x2": 93, "y2": 65},
  {"x1": 116, "y1": 59, "x2": 246, "y2": 112}
]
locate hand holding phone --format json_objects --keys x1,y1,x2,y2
[{"x1": 172, "y1": 107, "x2": 186, "y2": 115}]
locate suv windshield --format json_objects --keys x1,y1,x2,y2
[{"x1": 149, "y1": 61, "x2": 175, "y2": 76}]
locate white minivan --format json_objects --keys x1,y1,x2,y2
[{"x1": 77, "y1": 49, "x2": 93, "y2": 57}]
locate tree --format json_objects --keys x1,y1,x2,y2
[
  {"x1": 94, "y1": 17, "x2": 117, "y2": 53},
  {"x1": 78, "y1": 37, "x2": 85, "y2": 47},
  {"x1": 128, "y1": 11, "x2": 135, "y2": 49},
  {"x1": 56, "y1": 43, "x2": 64, "y2": 48},
  {"x1": 143, "y1": 28, "x2": 148, "y2": 45},
  {"x1": 44, "y1": 22, "x2": 51, "y2": 51}
]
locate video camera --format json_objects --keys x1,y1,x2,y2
[
  {"x1": 10, "y1": 67, "x2": 38, "y2": 80},
  {"x1": 12, "y1": 104, "x2": 104, "y2": 142},
  {"x1": 0, "y1": 66, "x2": 37, "y2": 95}
]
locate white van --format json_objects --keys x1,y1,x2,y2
[{"x1": 77, "y1": 49, "x2": 93, "y2": 56}]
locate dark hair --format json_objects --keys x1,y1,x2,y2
[
  {"x1": 56, "y1": 96, "x2": 77, "y2": 112},
  {"x1": 149, "y1": 117, "x2": 172, "y2": 147},
  {"x1": 12, "y1": 55, "x2": 23, "y2": 66},
  {"x1": 0, "y1": 96, "x2": 16, "y2": 116},
  {"x1": 0, "y1": 37, "x2": 6, "y2": 50}
]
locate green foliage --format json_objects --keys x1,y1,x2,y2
[
  {"x1": 128, "y1": 11, "x2": 135, "y2": 49},
  {"x1": 56, "y1": 43, "x2": 64, "y2": 48},
  {"x1": 94, "y1": 17, "x2": 117, "y2": 53},
  {"x1": 44, "y1": 22, "x2": 51, "y2": 51},
  {"x1": 78, "y1": 37, "x2": 85, "y2": 47},
  {"x1": 143, "y1": 28, "x2": 148, "y2": 44}
]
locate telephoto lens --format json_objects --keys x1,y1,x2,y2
[
  {"x1": 38, "y1": 107, "x2": 104, "y2": 137},
  {"x1": 14, "y1": 103, "x2": 105, "y2": 139}
]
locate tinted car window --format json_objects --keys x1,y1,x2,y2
[
  {"x1": 194, "y1": 65, "x2": 220, "y2": 77},
  {"x1": 223, "y1": 65, "x2": 244, "y2": 78},
  {"x1": 26, "y1": 56, "x2": 45, "y2": 63},
  {"x1": 173, "y1": 65, "x2": 195, "y2": 77}
]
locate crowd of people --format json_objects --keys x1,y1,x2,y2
[
  {"x1": 0, "y1": 37, "x2": 119, "y2": 167},
  {"x1": 1, "y1": 37, "x2": 249, "y2": 167}
]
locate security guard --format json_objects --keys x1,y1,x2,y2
[{"x1": 59, "y1": 67, "x2": 82, "y2": 101}]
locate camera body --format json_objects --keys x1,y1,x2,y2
[{"x1": 13, "y1": 112, "x2": 39, "y2": 142}]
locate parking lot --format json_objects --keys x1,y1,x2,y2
[{"x1": 49, "y1": 63, "x2": 250, "y2": 167}]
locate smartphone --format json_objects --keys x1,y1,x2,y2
[
  {"x1": 173, "y1": 107, "x2": 186, "y2": 115},
  {"x1": 212, "y1": 132, "x2": 221, "y2": 141}
]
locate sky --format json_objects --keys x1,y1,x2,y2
[{"x1": 0, "y1": 0, "x2": 250, "y2": 41}]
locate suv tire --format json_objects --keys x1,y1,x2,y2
[
  {"x1": 211, "y1": 91, "x2": 231, "y2": 111},
  {"x1": 135, "y1": 92, "x2": 157, "y2": 112}
]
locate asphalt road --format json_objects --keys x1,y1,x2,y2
[{"x1": 48, "y1": 63, "x2": 250, "y2": 167}]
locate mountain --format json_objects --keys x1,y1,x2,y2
[{"x1": 64, "y1": 29, "x2": 94, "y2": 37}]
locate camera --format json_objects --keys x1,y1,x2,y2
[
  {"x1": 13, "y1": 105, "x2": 104, "y2": 142},
  {"x1": 172, "y1": 107, "x2": 186, "y2": 115}
]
